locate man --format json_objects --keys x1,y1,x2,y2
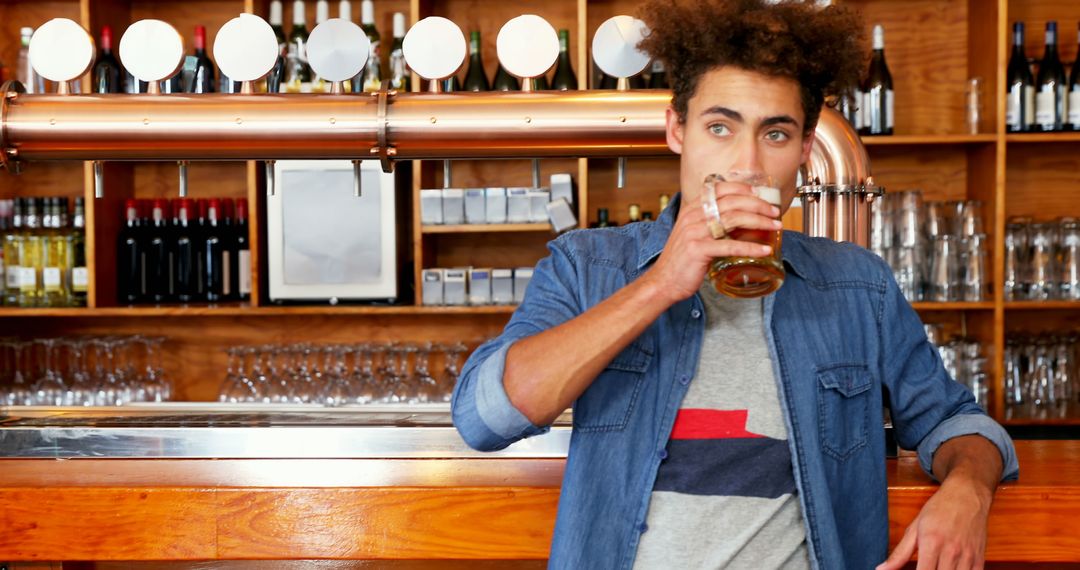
[{"x1": 452, "y1": 1, "x2": 1018, "y2": 568}]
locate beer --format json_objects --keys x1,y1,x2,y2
[{"x1": 704, "y1": 174, "x2": 785, "y2": 298}]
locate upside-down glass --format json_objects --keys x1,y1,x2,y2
[{"x1": 703, "y1": 172, "x2": 785, "y2": 298}]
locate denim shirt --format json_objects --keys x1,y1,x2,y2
[{"x1": 451, "y1": 193, "x2": 1019, "y2": 570}]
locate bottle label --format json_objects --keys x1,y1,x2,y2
[
  {"x1": 18, "y1": 267, "x2": 37, "y2": 291},
  {"x1": 72, "y1": 267, "x2": 89, "y2": 292},
  {"x1": 1006, "y1": 86, "x2": 1020, "y2": 127},
  {"x1": 1024, "y1": 85, "x2": 1035, "y2": 126},
  {"x1": 239, "y1": 250, "x2": 251, "y2": 296},
  {"x1": 43, "y1": 267, "x2": 61, "y2": 292},
  {"x1": 853, "y1": 90, "x2": 864, "y2": 130},
  {"x1": 885, "y1": 89, "x2": 894, "y2": 130},
  {"x1": 5, "y1": 265, "x2": 19, "y2": 289},
  {"x1": 651, "y1": 59, "x2": 665, "y2": 74},
  {"x1": 1069, "y1": 91, "x2": 1080, "y2": 127},
  {"x1": 1035, "y1": 89, "x2": 1055, "y2": 126}
]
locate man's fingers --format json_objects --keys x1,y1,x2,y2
[
  {"x1": 876, "y1": 525, "x2": 917, "y2": 570},
  {"x1": 697, "y1": 238, "x2": 772, "y2": 259},
  {"x1": 915, "y1": 533, "x2": 942, "y2": 570}
]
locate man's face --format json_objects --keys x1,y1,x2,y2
[{"x1": 665, "y1": 66, "x2": 815, "y2": 215}]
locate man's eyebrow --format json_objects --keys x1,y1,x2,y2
[
  {"x1": 700, "y1": 106, "x2": 743, "y2": 122},
  {"x1": 761, "y1": 115, "x2": 801, "y2": 129}
]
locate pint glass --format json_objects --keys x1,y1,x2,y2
[{"x1": 704, "y1": 172, "x2": 785, "y2": 298}]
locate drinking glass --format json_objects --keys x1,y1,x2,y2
[{"x1": 703, "y1": 172, "x2": 785, "y2": 298}]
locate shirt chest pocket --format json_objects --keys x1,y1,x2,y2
[
  {"x1": 572, "y1": 338, "x2": 654, "y2": 432},
  {"x1": 816, "y1": 363, "x2": 874, "y2": 460}
]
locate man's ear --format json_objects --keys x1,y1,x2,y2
[{"x1": 666, "y1": 107, "x2": 684, "y2": 155}]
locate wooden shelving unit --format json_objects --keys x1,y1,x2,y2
[{"x1": 1, "y1": 0, "x2": 1078, "y2": 428}]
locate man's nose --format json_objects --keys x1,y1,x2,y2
[{"x1": 728, "y1": 136, "x2": 765, "y2": 175}]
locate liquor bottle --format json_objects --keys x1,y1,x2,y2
[
  {"x1": 628, "y1": 204, "x2": 642, "y2": 223},
  {"x1": 191, "y1": 26, "x2": 217, "y2": 93},
  {"x1": 1035, "y1": 21, "x2": 1066, "y2": 132},
  {"x1": 68, "y1": 198, "x2": 87, "y2": 307},
  {"x1": 267, "y1": 0, "x2": 288, "y2": 93},
  {"x1": 18, "y1": 198, "x2": 44, "y2": 307},
  {"x1": 1006, "y1": 22, "x2": 1036, "y2": 132},
  {"x1": 3, "y1": 199, "x2": 25, "y2": 306},
  {"x1": 388, "y1": 13, "x2": 409, "y2": 91},
  {"x1": 117, "y1": 199, "x2": 145, "y2": 304},
  {"x1": 862, "y1": 24, "x2": 894, "y2": 135},
  {"x1": 659, "y1": 193, "x2": 670, "y2": 212},
  {"x1": 1070, "y1": 24, "x2": 1080, "y2": 131},
  {"x1": 642, "y1": 211, "x2": 654, "y2": 221},
  {"x1": 592, "y1": 208, "x2": 615, "y2": 228},
  {"x1": 0, "y1": 200, "x2": 10, "y2": 301},
  {"x1": 492, "y1": 63, "x2": 519, "y2": 91},
  {"x1": 360, "y1": 0, "x2": 382, "y2": 92},
  {"x1": 92, "y1": 26, "x2": 124, "y2": 93},
  {"x1": 145, "y1": 199, "x2": 173, "y2": 303},
  {"x1": 311, "y1": 0, "x2": 331, "y2": 93},
  {"x1": 462, "y1": 31, "x2": 489, "y2": 91},
  {"x1": 443, "y1": 75, "x2": 461, "y2": 92},
  {"x1": 17, "y1": 28, "x2": 45, "y2": 94},
  {"x1": 173, "y1": 198, "x2": 201, "y2": 303},
  {"x1": 647, "y1": 59, "x2": 668, "y2": 89},
  {"x1": 202, "y1": 199, "x2": 232, "y2": 302},
  {"x1": 41, "y1": 198, "x2": 70, "y2": 307},
  {"x1": 551, "y1": 29, "x2": 577, "y2": 90},
  {"x1": 286, "y1": 0, "x2": 313, "y2": 92},
  {"x1": 234, "y1": 198, "x2": 251, "y2": 301}
]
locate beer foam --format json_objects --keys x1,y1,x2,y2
[{"x1": 753, "y1": 185, "x2": 782, "y2": 206}]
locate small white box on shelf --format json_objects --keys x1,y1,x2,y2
[
  {"x1": 514, "y1": 267, "x2": 534, "y2": 303},
  {"x1": 443, "y1": 269, "x2": 468, "y2": 306},
  {"x1": 442, "y1": 189, "x2": 465, "y2": 225},
  {"x1": 506, "y1": 187, "x2": 532, "y2": 223},
  {"x1": 468, "y1": 268, "x2": 493, "y2": 305},
  {"x1": 421, "y1": 268, "x2": 445, "y2": 306},
  {"x1": 464, "y1": 188, "x2": 486, "y2": 224},
  {"x1": 550, "y1": 173, "x2": 574, "y2": 208},
  {"x1": 546, "y1": 198, "x2": 578, "y2": 233},
  {"x1": 485, "y1": 187, "x2": 507, "y2": 224},
  {"x1": 491, "y1": 269, "x2": 514, "y2": 304},
  {"x1": 420, "y1": 189, "x2": 443, "y2": 225},
  {"x1": 529, "y1": 189, "x2": 551, "y2": 223}
]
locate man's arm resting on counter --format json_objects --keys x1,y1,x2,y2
[
  {"x1": 932, "y1": 434, "x2": 1004, "y2": 499},
  {"x1": 504, "y1": 272, "x2": 672, "y2": 427}
]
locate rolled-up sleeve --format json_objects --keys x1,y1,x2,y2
[
  {"x1": 916, "y1": 412, "x2": 1020, "y2": 483},
  {"x1": 451, "y1": 238, "x2": 582, "y2": 451}
]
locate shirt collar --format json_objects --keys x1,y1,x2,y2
[{"x1": 636, "y1": 192, "x2": 812, "y2": 280}]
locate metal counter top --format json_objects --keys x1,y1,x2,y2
[{"x1": 0, "y1": 404, "x2": 572, "y2": 459}]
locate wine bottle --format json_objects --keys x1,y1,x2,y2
[
  {"x1": 17, "y1": 28, "x2": 44, "y2": 94},
  {"x1": 145, "y1": 199, "x2": 173, "y2": 303},
  {"x1": 173, "y1": 199, "x2": 201, "y2": 303},
  {"x1": 267, "y1": 0, "x2": 287, "y2": 93},
  {"x1": 311, "y1": 0, "x2": 330, "y2": 92},
  {"x1": 191, "y1": 26, "x2": 217, "y2": 93},
  {"x1": 551, "y1": 29, "x2": 577, "y2": 90},
  {"x1": 3, "y1": 199, "x2": 24, "y2": 306},
  {"x1": 862, "y1": 24, "x2": 894, "y2": 135},
  {"x1": 1006, "y1": 22, "x2": 1036, "y2": 133},
  {"x1": 647, "y1": 59, "x2": 667, "y2": 89},
  {"x1": 202, "y1": 199, "x2": 230, "y2": 302},
  {"x1": 1069, "y1": 23, "x2": 1080, "y2": 131},
  {"x1": 492, "y1": 63, "x2": 519, "y2": 91},
  {"x1": 117, "y1": 199, "x2": 145, "y2": 304},
  {"x1": 1035, "y1": 21, "x2": 1066, "y2": 132},
  {"x1": 592, "y1": 208, "x2": 616, "y2": 228},
  {"x1": 68, "y1": 198, "x2": 87, "y2": 307},
  {"x1": 234, "y1": 198, "x2": 251, "y2": 301},
  {"x1": 462, "y1": 31, "x2": 489, "y2": 91},
  {"x1": 628, "y1": 204, "x2": 642, "y2": 223},
  {"x1": 443, "y1": 75, "x2": 461, "y2": 92},
  {"x1": 93, "y1": 26, "x2": 124, "y2": 93},
  {"x1": 389, "y1": 12, "x2": 408, "y2": 91},
  {"x1": 360, "y1": 0, "x2": 382, "y2": 92},
  {"x1": 286, "y1": 0, "x2": 313, "y2": 92},
  {"x1": 18, "y1": 198, "x2": 44, "y2": 307}
]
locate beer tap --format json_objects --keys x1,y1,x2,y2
[
  {"x1": 215, "y1": 13, "x2": 302, "y2": 196},
  {"x1": 307, "y1": 17, "x2": 370, "y2": 195},
  {"x1": 402, "y1": 17, "x2": 467, "y2": 190},
  {"x1": 29, "y1": 19, "x2": 97, "y2": 192},
  {"x1": 119, "y1": 19, "x2": 186, "y2": 194},
  {"x1": 495, "y1": 15, "x2": 560, "y2": 189},
  {"x1": 591, "y1": 16, "x2": 651, "y2": 189}
]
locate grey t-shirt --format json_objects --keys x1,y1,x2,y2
[{"x1": 632, "y1": 284, "x2": 811, "y2": 569}]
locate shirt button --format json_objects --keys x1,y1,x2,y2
[
  {"x1": 638, "y1": 523, "x2": 648, "y2": 533},
  {"x1": 679, "y1": 375, "x2": 690, "y2": 385},
  {"x1": 657, "y1": 449, "x2": 668, "y2": 460},
  {"x1": 690, "y1": 308, "x2": 702, "y2": 319}
]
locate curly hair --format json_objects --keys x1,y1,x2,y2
[{"x1": 637, "y1": 0, "x2": 865, "y2": 134}]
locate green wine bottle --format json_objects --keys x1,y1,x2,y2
[
  {"x1": 462, "y1": 31, "x2": 489, "y2": 91},
  {"x1": 551, "y1": 29, "x2": 577, "y2": 90}
]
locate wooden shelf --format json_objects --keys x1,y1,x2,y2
[
  {"x1": 1002, "y1": 406, "x2": 1080, "y2": 426},
  {"x1": 1006, "y1": 132, "x2": 1080, "y2": 144},
  {"x1": 0, "y1": 305, "x2": 518, "y2": 318},
  {"x1": 910, "y1": 302, "x2": 995, "y2": 311},
  {"x1": 861, "y1": 134, "x2": 998, "y2": 146},
  {"x1": 422, "y1": 223, "x2": 556, "y2": 234},
  {"x1": 1004, "y1": 301, "x2": 1080, "y2": 310}
]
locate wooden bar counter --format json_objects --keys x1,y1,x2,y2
[{"x1": 0, "y1": 441, "x2": 1077, "y2": 565}]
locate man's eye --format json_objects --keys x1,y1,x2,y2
[
  {"x1": 709, "y1": 124, "x2": 732, "y2": 136},
  {"x1": 765, "y1": 130, "x2": 789, "y2": 142}
]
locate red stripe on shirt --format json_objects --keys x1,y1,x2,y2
[{"x1": 669, "y1": 409, "x2": 764, "y2": 440}]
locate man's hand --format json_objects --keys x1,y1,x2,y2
[
  {"x1": 876, "y1": 476, "x2": 992, "y2": 570},
  {"x1": 645, "y1": 181, "x2": 781, "y2": 304},
  {"x1": 878, "y1": 435, "x2": 1003, "y2": 570}
]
